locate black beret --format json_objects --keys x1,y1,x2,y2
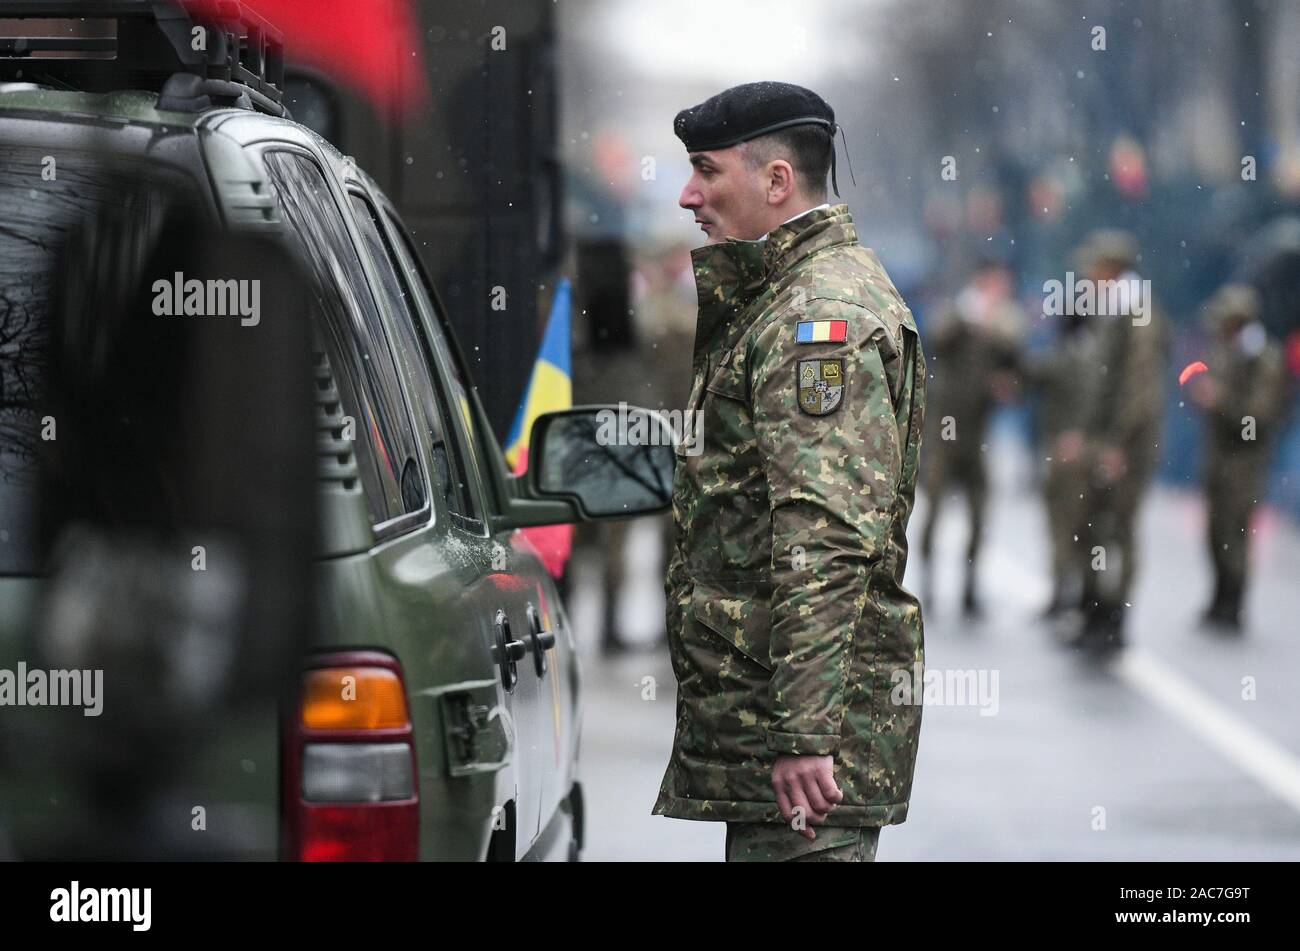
[{"x1": 673, "y1": 81, "x2": 836, "y2": 152}]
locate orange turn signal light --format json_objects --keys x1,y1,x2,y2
[{"x1": 300, "y1": 667, "x2": 410, "y2": 731}]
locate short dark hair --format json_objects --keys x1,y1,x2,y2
[{"x1": 742, "y1": 124, "x2": 833, "y2": 200}]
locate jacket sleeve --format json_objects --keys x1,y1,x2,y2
[{"x1": 749, "y1": 300, "x2": 903, "y2": 756}]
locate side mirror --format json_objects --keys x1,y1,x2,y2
[{"x1": 524, "y1": 405, "x2": 676, "y2": 521}]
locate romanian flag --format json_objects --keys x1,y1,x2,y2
[
  {"x1": 795, "y1": 319, "x2": 848, "y2": 343},
  {"x1": 504, "y1": 280, "x2": 574, "y2": 578}
]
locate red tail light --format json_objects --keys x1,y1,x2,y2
[{"x1": 283, "y1": 651, "x2": 418, "y2": 861}]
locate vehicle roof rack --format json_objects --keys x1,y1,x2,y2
[{"x1": 0, "y1": 0, "x2": 287, "y2": 117}]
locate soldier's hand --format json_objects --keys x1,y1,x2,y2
[
  {"x1": 772, "y1": 754, "x2": 843, "y2": 841},
  {"x1": 1097, "y1": 446, "x2": 1128, "y2": 483},
  {"x1": 990, "y1": 370, "x2": 1018, "y2": 403},
  {"x1": 1054, "y1": 430, "x2": 1085, "y2": 464},
  {"x1": 1188, "y1": 374, "x2": 1220, "y2": 410}
]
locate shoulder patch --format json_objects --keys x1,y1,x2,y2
[
  {"x1": 797, "y1": 358, "x2": 845, "y2": 415},
  {"x1": 795, "y1": 319, "x2": 847, "y2": 344}
]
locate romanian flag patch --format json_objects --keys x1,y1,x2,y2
[{"x1": 794, "y1": 319, "x2": 848, "y2": 344}]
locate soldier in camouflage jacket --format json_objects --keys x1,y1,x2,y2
[{"x1": 651, "y1": 197, "x2": 928, "y2": 831}]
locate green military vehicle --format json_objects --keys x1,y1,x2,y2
[{"x1": 0, "y1": 1, "x2": 673, "y2": 861}]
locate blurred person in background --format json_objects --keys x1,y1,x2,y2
[
  {"x1": 1075, "y1": 230, "x2": 1170, "y2": 652},
  {"x1": 633, "y1": 244, "x2": 699, "y2": 631},
  {"x1": 1188, "y1": 284, "x2": 1289, "y2": 630},
  {"x1": 918, "y1": 257, "x2": 1025, "y2": 616},
  {"x1": 570, "y1": 243, "x2": 698, "y2": 655},
  {"x1": 570, "y1": 238, "x2": 645, "y2": 655},
  {"x1": 1028, "y1": 302, "x2": 1105, "y2": 619},
  {"x1": 634, "y1": 242, "x2": 698, "y2": 417}
]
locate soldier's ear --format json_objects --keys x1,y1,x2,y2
[{"x1": 766, "y1": 159, "x2": 796, "y2": 205}]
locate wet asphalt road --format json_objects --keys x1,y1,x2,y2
[{"x1": 567, "y1": 437, "x2": 1300, "y2": 861}]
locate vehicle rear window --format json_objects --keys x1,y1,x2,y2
[
  {"x1": 0, "y1": 144, "x2": 198, "y2": 574},
  {"x1": 348, "y1": 192, "x2": 483, "y2": 528},
  {"x1": 262, "y1": 150, "x2": 426, "y2": 530}
]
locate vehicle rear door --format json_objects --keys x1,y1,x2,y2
[
  {"x1": 255, "y1": 141, "x2": 545, "y2": 857},
  {"x1": 340, "y1": 178, "x2": 555, "y2": 855},
  {"x1": 364, "y1": 192, "x2": 574, "y2": 855}
]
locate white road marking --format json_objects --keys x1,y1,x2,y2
[
  {"x1": 1114, "y1": 647, "x2": 1300, "y2": 814},
  {"x1": 979, "y1": 511, "x2": 1300, "y2": 815}
]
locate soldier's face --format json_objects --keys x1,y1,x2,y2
[
  {"x1": 1088, "y1": 261, "x2": 1124, "y2": 282},
  {"x1": 975, "y1": 267, "x2": 1014, "y2": 302},
  {"x1": 679, "y1": 147, "x2": 768, "y2": 244}
]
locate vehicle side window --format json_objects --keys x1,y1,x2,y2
[
  {"x1": 263, "y1": 150, "x2": 425, "y2": 528},
  {"x1": 381, "y1": 214, "x2": 492, "y2": 508},
  {"x1": 347, "y1": 192, "x2": 481, "y2": 526}
]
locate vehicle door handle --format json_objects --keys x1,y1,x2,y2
[
  {"x1": 492, "y1": 610, "x2": 525, "y2": 691},
  {"x1": 526, "y1": 604, "x2": 555, "y2": 677}
]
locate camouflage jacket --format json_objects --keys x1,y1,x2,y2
[
  {"x1": 1202, "y1": 333, "x2": 1288, "y2": 455},
  {"x1": 1029, "y1": 321, "x2": 1104, "y2": 441},
  {"x1": 1085, "y1": 298, "x2": 1170, "y2": 478},
  {"x1": 922, "y1": 301, "x2": 1024, "y2": 462},
  {"x1": 652, "y1": 204, "x2": 927, "y2": 827}
]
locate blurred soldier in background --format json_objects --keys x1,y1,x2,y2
[
  {"x1": 570, "y1": 242, "x2": 696, "y2": 654},
  {"x1": 1029, "y1": 306, "x2": 1104, "y2": 617},
  {"x1": 633, "y1": 243, "x2": 698, "y2": 426},
  {"x1": 1075, "y1": 230, "x2": 1170, "y2": 651},
  {"x1": 630, "y1": 243, "x2": 697, "y2": 647},
  {"x1": 571, "y1": 239, "x2": 643, "y2": 654},
  {"x1": 919, "y1": 258, "x2": 1025, "y2": 616},
  {"x1": 1188, "y1": 284, "x2": 1289, "y2": 630}
]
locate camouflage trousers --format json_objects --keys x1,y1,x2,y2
[
  {"x1": 1079, "y1": 463, "x2": 1153, "y2": 608},
  {"x1": 1206, "y1": 453, "x2": 1268, "y2": 589},
  {"x1": 920, "y1": 452, "x2": 989, "y2": 565},
  {"x1": 1043, "y1": 456, "x2": 1089, "y2": 592},
  {"x1": 725, "y1": 823, "x2": 881, "y2": 862}
]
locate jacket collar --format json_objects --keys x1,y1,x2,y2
[{"x1": 690, "y1": 203, "x2": 857, "y2": 363}]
